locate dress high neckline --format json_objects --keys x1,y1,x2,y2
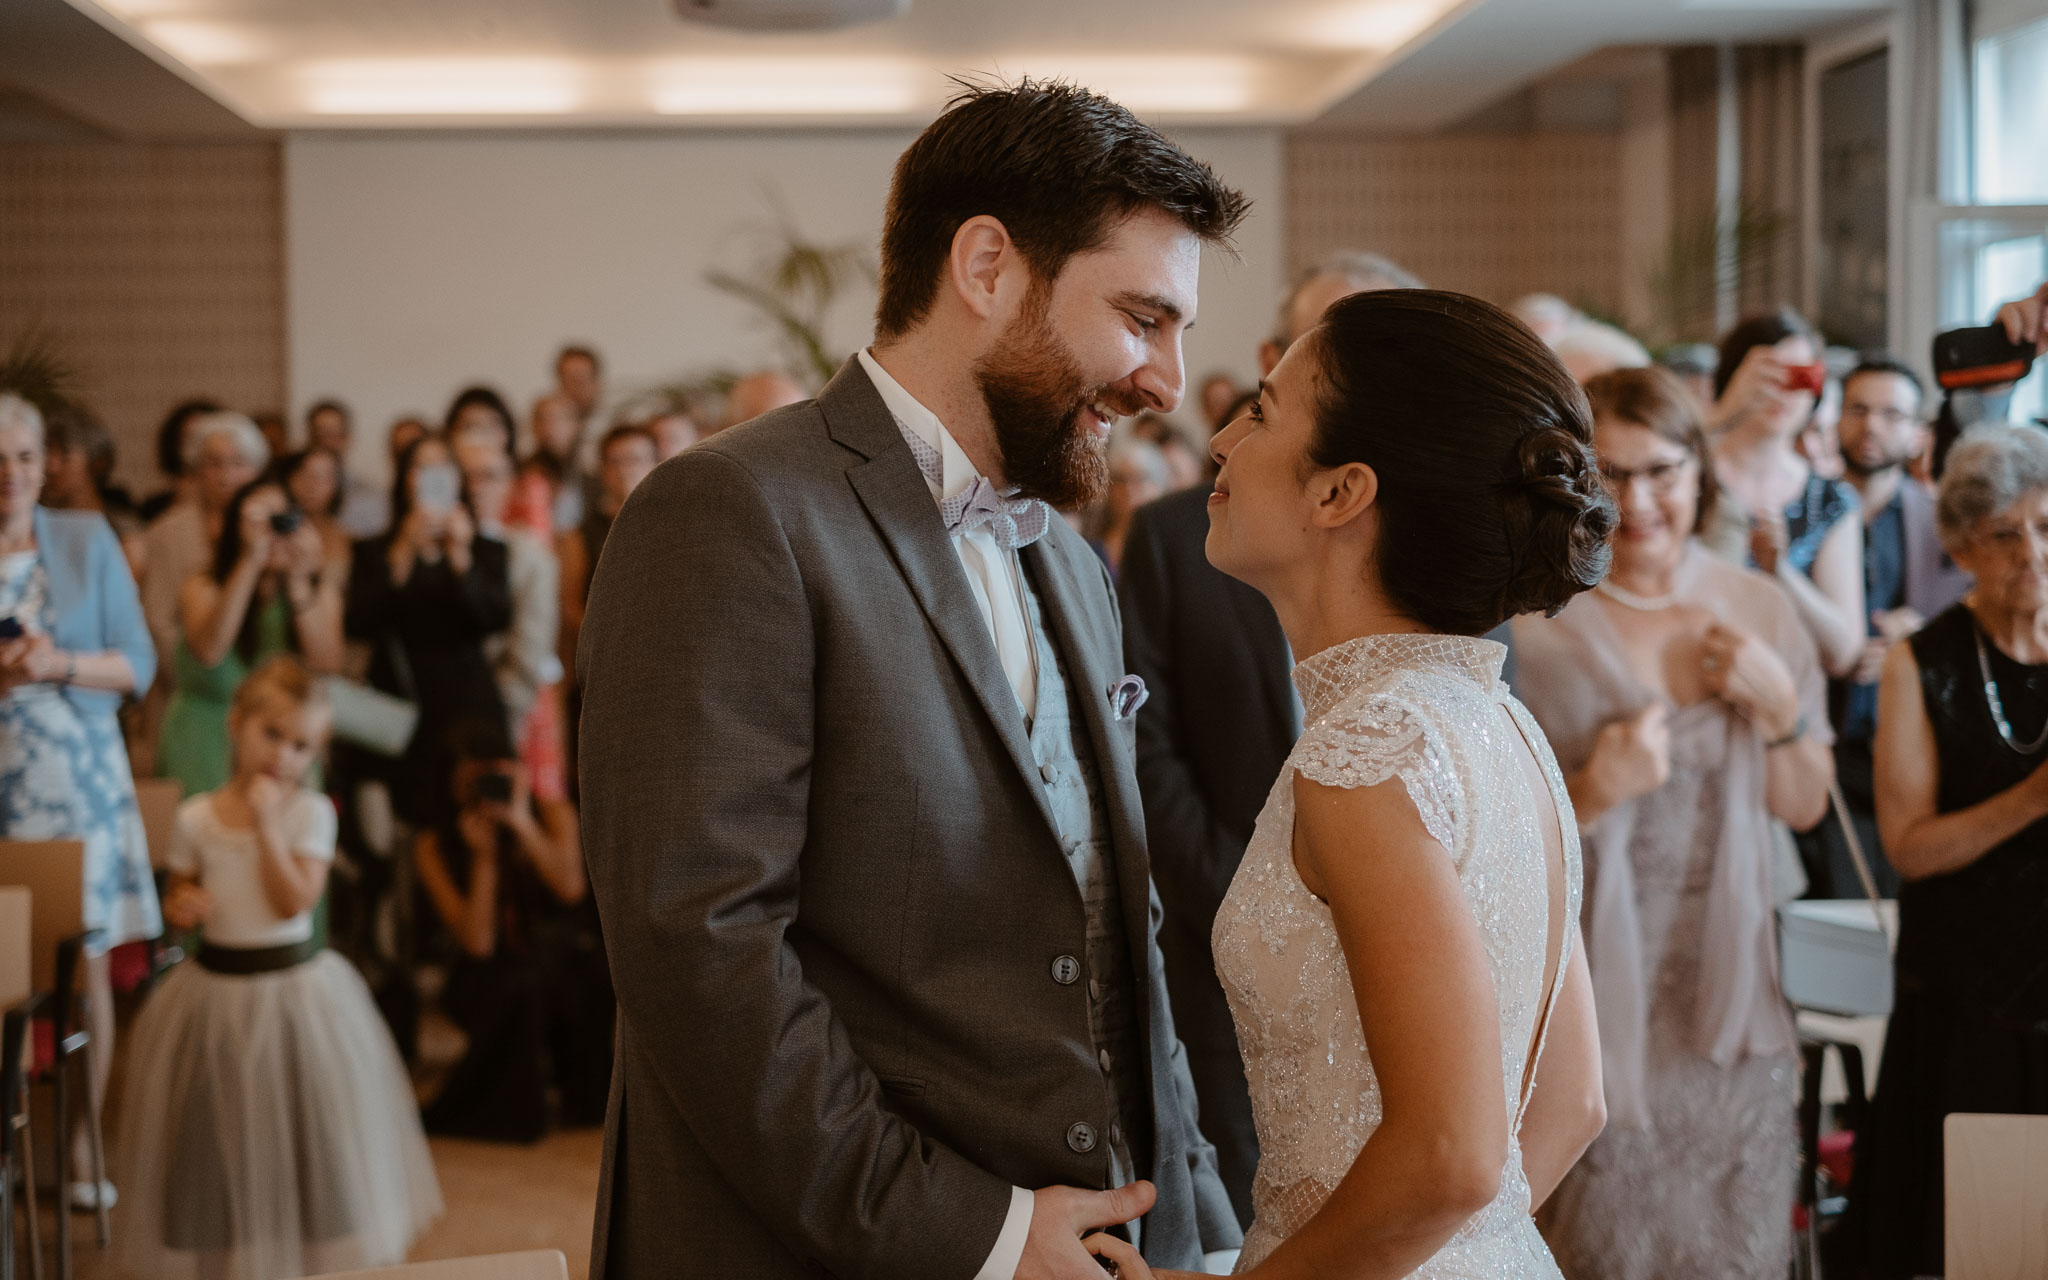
[{"x1": 1291, "y1": 632, "x2": 1507, "y2": 724}]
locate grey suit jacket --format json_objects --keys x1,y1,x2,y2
[{"x1": 578, "y1": 359, "x2": 1240, "y2": 1280}]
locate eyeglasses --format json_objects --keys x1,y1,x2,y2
[
  {"x1": 1598, "y1": 458, "x2": 1694, "y2": 495},
  {"x1": 1841, "y1": 406, "x2": 1919, "y2": 426}
]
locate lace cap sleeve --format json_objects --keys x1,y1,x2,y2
[{"x1": 1293, "y1": 693, "x2": 1463, "y2": 855}]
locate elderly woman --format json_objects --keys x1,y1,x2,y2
[
  {"x1": 1707, "y1": 309, "x2": 1865, "y2": 677},
  {"x1": 139, "y1": 410, "x2": 268, "y2": 686},
  {"x1": 1836, "y1": 424, "x2": 2048, "y2": 1278},
  {"x1": 0, "y1": 392, "x2": 159, "y2": 1209},
  {"x1": 1514, "y1": 368, "x2": 1833, "y2": 1279},
  {"x1": 1090, "y1": 433, "x2": 1172, "y2": 576}
]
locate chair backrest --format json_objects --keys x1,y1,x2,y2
[
  {"x1": 1947, "y1": 1112, "x2": 2048, "y2": 1279},
  {"x1": 134, "y1": 777, "x2": 184, "y2": 870},
  {"x1": 0, "y1": 887, "x2": 30, "y2": 1009},
  {"x1": 0, "y1": 841, "x2": 87, "y2": 994},
  {"x1": 304, "y1": 1251, "x2": 569, "y2": 1280}
]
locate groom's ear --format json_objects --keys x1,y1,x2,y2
[
  {"x1": 948, "y1": 215, "x2": 1023, "y2": 324},
  {"x1": 1311, "y1": 460, "x2": 1378, "y2": 531}
]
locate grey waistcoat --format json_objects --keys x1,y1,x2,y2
[{"x1": 1020, "y1": 572, "x2": 1145, "y2": 1218}]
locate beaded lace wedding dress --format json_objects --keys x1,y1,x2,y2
[{"x1": 1214, "y1": 633, "x2": 1582, "y2": 1276}]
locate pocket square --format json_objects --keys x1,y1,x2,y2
[{"x1": 1108, "y1": 674, "x2": 1149, "y2": 721}]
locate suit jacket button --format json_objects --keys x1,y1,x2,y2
[
  {"x1": 1051, "y1": 955, "x2": 1081, "y2": 985},
  {"x1": 1067, "y1": 1122, "x2": 1097, "y2": 1153}
]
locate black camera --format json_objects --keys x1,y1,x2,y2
[
  {"x1": 1930, "y1": 324, "x2": 2042, "y2": 476},
  {"x1": 269, "y1": 507, "x2": 304, "y2": 536},
  {"x1": 471, "y1": 772, "x2": 514, "y2": 806}
]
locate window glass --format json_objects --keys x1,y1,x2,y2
[{"x1": 1973, "y1": 15, "x2": 2048, "y2": 203}]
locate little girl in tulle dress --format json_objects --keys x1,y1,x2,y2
[{"x1": 114, "y1": 656, "x2": 440, "y2": 1279}]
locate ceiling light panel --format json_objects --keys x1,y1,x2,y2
[
  {"x1": 1292, "y1": 0, "x2": 1449, "y2": 49},
  {"x1": 992, "y1": 55, "x2": 1261, "y2": 115},
  {"x1": 141, "y1": 18, "x2": 271, "y2": 66},
  {"x1": 299, "y1": 58, "x2": 585, "y2": 116},
  {"x1": 649, "y1": 57, "x2": 924, "y2": 114}
]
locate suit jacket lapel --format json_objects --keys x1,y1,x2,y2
[{"x1": 822, "y1": 361, "x2": 1061, "y2": 842}]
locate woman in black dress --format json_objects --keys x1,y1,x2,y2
[
  {"x1": 1839, "y1": 423, "x2": 2048, "y2": 1277},
  {"x1": 343, "y1": 433, "x2": 511, "y2": 830}
]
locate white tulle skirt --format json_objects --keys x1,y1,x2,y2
[{"x1": 113, "y1": 950, "x2": 442, "y2": 1280}]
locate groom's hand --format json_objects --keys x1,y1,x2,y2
[{"x1": 1017, "y1": 1181, "x2": 1157, "y2": 1280}]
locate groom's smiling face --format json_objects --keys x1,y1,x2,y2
[{"x1": 975, "y1": 205, "x2": 1202, "y2": 509}]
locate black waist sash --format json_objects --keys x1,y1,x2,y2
[{"x1": 195, "y1": 937, "x2": 318, "y2": 975}]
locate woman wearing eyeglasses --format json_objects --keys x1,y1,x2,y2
[
  {"x1": 1834, "y1": 422, "x2": 2048, "y2": 1280},
  {"x1": 1513, "y1": 367, "x2": 1834, "y2": 1280}
]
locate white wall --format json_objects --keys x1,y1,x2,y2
[{"x1": 285, "y1": 127, "x2": 1283, "y2": 485}]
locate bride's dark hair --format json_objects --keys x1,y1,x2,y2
[{"x1": 1303, "y1": 289, "x2": 1616, "y2": 635}]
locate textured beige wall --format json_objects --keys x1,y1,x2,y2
[
  {"x1": 0, "y1": 142, "x2": 285, "y2": 493},
  {"x1": 1286, "y1": 131, "x2": 1627, "y2": 322}
]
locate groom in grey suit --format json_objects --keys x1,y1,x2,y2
[{"x1": 578, "y1": 81, "x2": 1247, "y2": 1279}]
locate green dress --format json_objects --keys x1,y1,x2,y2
[{"x1": 157, "y1": 594, "x2": 294, "y2": 797}]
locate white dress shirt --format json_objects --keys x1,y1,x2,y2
[
  {"x1": 856, "y1": 352, "x2": 1239, "y2": 1280},
  {"x1": 858, "y1": 350, "x2": 1038, "y2": 723}
]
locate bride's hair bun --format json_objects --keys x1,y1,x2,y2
[
  {"x1": 1303, "y1": 289, "x2": 1617, "y2": 634},
  {"x1": 1498, "y1": 424, "x2": 1616, "y2": 620}
]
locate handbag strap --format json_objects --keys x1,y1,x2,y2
[{"x1": 1829, "y1": 778, "x2": 1893, "y2": 948}]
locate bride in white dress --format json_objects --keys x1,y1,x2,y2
[{"x1": 1089, "y1": 290, "x2": 1614, "y2": 1279}]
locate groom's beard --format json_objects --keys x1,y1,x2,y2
[{"x1": 973, "y1": 297, "x2": 1130, "y2": 510}]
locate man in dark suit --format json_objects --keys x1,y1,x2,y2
[
  {"x1": 1121, "y1": 250, "x2": 1523, "y2": 1225},
  {"x1": 578, "y1": 82, "x2": 1246, "y2": 1279}
]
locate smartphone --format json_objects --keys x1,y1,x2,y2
[
  {"x1": 413, "y1": 464, "x2": 461, "y2": 514},
  {"x1": 1934, "y1": 324, "x2": 2038, "y2": 391},
  {"x1": 0, "y1": 617, "x2": 21, "y2": 641},
  {"x1": 1783, "y1": 363, "x2": 1828, "y2": 395},
  {"x1": 269, "y1": 508, "x2": 303, "y2": 536}
]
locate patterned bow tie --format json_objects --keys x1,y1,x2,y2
[{"x1": 899, "y1": 423, "x2": 1051, "y2": 550}]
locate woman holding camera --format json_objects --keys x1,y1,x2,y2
[
  {"x1": 1834, "y1": 423, "x2": 2048, "y2": 1278},
  {"x1": 344, "y1": 434, "x2": 511, "y2": 830},
  {"x1": 1708, "y1": 310, "x2": 1865, "y2": 678},
  {"x1": 416, "y1": 718, "x2": 609, "y2": 1143},
  {"x1": 159, "y1": 477, "x2": 343, "y2": 796}
]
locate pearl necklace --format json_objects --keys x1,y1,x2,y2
[
  {"x1": 1973, "y1": 622, "x2": 2048, "y2": 755},
  {"x1": 1594, "y1": 579, "x2": 1680, "y2": 612}
]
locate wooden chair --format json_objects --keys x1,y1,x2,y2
[
  {"x1": 132, "y1": 779, "x2": 182, "y2": 872},
  {"x1": 1, "y1": 887, "x2": 44, "y2": 1280},
  {"x1": 0, "y1": 842, "x2": 108, "y2": 1280},
  {"x1": 306, "y1": 1249, "x2": 570, "y2": 1280},
  {"x1": 1947, "y1": 1112, "x2": 2048, "y2": 1279}
]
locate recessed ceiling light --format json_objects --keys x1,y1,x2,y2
[
  {"x1": 143, "y1": 18, "x2": 270, "y2": 67},
  {"x1": 300, "y1": 59, "x2": 584, "y2": 116},
  {"x1": 650, "y1": 57, "x2": 923, "y2": 115},
  {"x1": 1293, "y1": 0, "x2": 1447, "y2": 50},
  {"x1": 672, "y1": 0, "x2": 910, "y2": 32},
  {"x1": 996, "y1": 56, "x2": 1260, "y2": 115}
]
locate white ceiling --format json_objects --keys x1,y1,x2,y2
[{"x1": 25, "y1": 0, "x2": 1895, "y2": 134}]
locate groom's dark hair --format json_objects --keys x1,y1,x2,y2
[{"x1": 874, "y1": 78, "x2": 1249, "y2": 340}]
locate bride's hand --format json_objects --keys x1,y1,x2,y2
[{"x1": 1082, "y1": 1233, "x2": 1152, "y2": 1278}]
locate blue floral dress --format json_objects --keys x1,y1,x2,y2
[{"x1": 0, "y1": 549, "x2": 160, "y2": 949}]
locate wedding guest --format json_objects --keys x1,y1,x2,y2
[
  {"x1": 417, "y1": 719, "x2": 608, "y2": 1142},
  {"x1": 1553, "y1": 320, "x2": 1651, "y2": 385},
  {"x1": 1706, "y1": 309, "x2": 1865, "y2": 677},
  {"x1": 0, "y1": 392, "x2": 159, "y2": 1211},
  {"x1": 1517, "y1": 366, "x2": 1831, "y2": 1279},
  {"x1": 558, "y1": 425, "x2": 655, "y2": 682},
  {"x1": 1823, "y1": 358, "x2": 1971, "y2": 896},
  {"x1": 307, "y1": 399, "x2": 390, "y2": 539},
  {"x1": 1835, "y1": 424, "x2": 2048, "y2": 1278},
  {"x1": 387, "y1": 415, "x2": 428, "y2": 465},
  {"x1": 40, "y1": 400, "x2": 144, "y2": 574},
  {"x1": 647, "y1": 410, "x2": 701, "y2": 462},
  {"x1": 453, "y1": 427, "x2": 565, "y2": 804},
  {"x1": 138, "y1": 398, "x2": 220, "y2": 524},
  {"x1": 1198, "y1": 372, "x2": 1241, "y2": 434},
  {"x1": 140, "y1": 411, "x2": 267, "y2": 671},
  {"x1": 252, "y1": 410, "x2": 291, "y2": 460},
  {"x1": 115, "y1": 658, "x2": 439, "y2": 1278},
  {"x1": 523, "y1": 391, "x2": 585, "y2": 533},
  {"x1": 724, "y1": 369, "x2": 806, "y2": 431},
  {"x1": 1090, "y1": 436, "x2": 1170, "y2": 576},
  {"x1": 160, "y1": 478, "x2": 343, "y2": 795},
  {"x1": 276, "y1": 447, "x2": 351, "y2": 576},
  {"x1": 554, "y1": 344, "x2": 604, "y2": 435},
  {"x1": 344, "y1": 434, "x2": 511, "y2": 830},
  {"x1": 1258, "y1": 251, "x2": 1424, "y2": 376}
]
